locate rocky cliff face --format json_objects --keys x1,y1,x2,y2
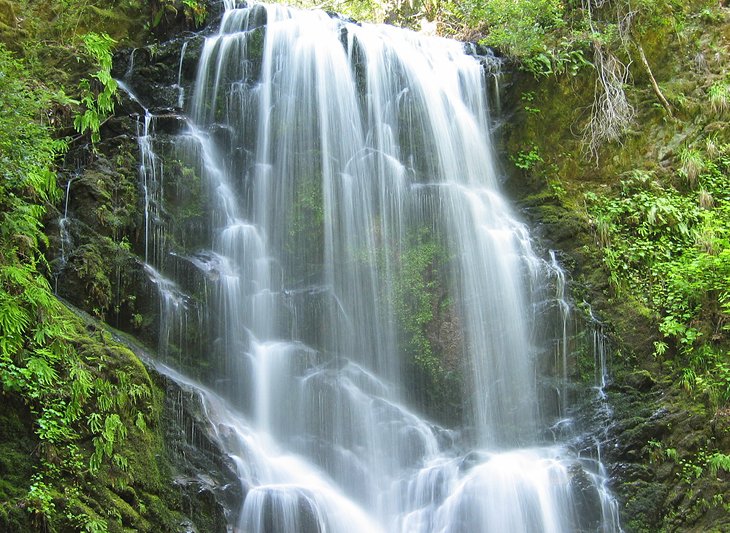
[{"x1": 498, "y1": 4, "x2": 730, "y2": 526}]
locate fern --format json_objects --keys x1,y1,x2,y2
[
  {"x1": 25, "y1": 353, "x2": 60, "y2": 385},
  {"x1": 73, "y1": 33, "x2": 118, "y2": 144},
  {"x1": 707, "y1": 453, "x2": 730, "y2": 477}
]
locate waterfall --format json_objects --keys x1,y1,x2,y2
[{"x1": 128, "y1": 2, "x2": 622, "y2": 531}]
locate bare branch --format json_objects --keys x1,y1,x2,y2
[{"x1": 635, "y1": 42, "x2": 672, "y2": 116}]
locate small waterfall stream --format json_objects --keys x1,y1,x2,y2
[
  {"x1": 124, "y1": 2, "x2": 622, "y2": 531},
  {"x1": 54, "y1": 176, "x2": 76, "y2": 293}
]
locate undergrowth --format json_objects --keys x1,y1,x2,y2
[
  {"x1": 586, "y1": 144, "x2": 730, "y2": 406},
  {"x1": 0, "y1": 43, "x2": 155, "y2": 532}
]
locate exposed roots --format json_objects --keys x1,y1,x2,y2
[{"x1": 584, "y1": 43, "x2": 635, "y2": 160}]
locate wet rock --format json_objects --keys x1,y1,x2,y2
[
  {"x1": 153, "y1": 112, "x2": 187, "y2": 135},
  {"x1": 241, "y1": 486, "x2": 322, "y2": 533},
  {"x1": 158, "y1": 371, "x2": 243, "y2": 531},
  {"x1": 623, "y1": 370, "x2": 656, "y2": 392},
  {"x1": 567, "y1": 463, "x2": 602, "y2": 531},
  {"x1": 608, "y1": 411, "x2": 669, "y2": 462},
  {"x1": 458, "y1": 450, "x2": 489, "y2": 472},
  {"x1": 621, "y1": 479, "x2": 669, "y2": 531},
  {"x1": 711, "y1": 407, "x2": 730, "y2": 450}
]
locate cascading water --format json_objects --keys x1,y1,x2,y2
[
  {"x1": 126, "y1": 1, "x2": 622, "y2": 531},
  {"x1": 54, "y1": 176, "x2": 76, "y2": 293}
]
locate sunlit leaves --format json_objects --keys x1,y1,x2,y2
[
  {"x1": 586, "y1": 144, "x2": 730, "y2": 404},
  {"x1": 707, "y1": 452, "x2": 730, "y2": 477},
  {"x1": 73, "y1": 33, "x2": 118, "y2": 144}
]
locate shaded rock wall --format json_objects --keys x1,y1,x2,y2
[{"x1": 497, "y1": 6, "x2": 730, "y2": 527}]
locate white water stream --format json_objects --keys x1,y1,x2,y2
[{"x1": 128, "y1": 2, "x2": 622, "y2": 531}]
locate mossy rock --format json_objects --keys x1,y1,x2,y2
[
  {"x1": 73, "y1": 5, "x2": 149, "y2": 43},
  {"x1": 57, "y1": 306, "x2": 235, "y2": 532},
  {"x1": 622, "y1": 370, "x2": 657, "y2": 392},
  {"x1": 0, "y1": 396, "x2": 35, "y2": 532},
  {"x1": 622, "y1": 480, "x2": 670, "y2": 532}
]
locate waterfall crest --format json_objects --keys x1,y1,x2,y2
[{"x1": 129, "y1": 2, "x2": 622, "y2": 530}]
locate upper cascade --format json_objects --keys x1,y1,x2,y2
[{"x1": 122, "y1": 1, "x2": 622, "y2": 531}]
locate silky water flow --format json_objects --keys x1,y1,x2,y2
[{"x1": 124, "y1": 2, "x2": 623, "y2": 531}]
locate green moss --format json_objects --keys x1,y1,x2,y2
[
  {"x1": 0, "y1": 398, "x2": 35, "y2": 532},
  {"x1": 391, "y1": 230, "x2": 463, "y2": 423},
  {"x1": 0, "y1": 293, "x2": 198, "y2": 531},
  {"x1": 285, "y1": 171, "x2": 325, "y2": 281},
  {"x1": 0, "y1": 0, "x2": 15, "y2": 26},
  {"x1": 247, "y1": 26, "x2": 266, "y2": 63},
  {"x1": 623, "y1": 480, "x2": 670, "y2": 532},
  {"x1": 59, "y1": 314, "x2": 192, "y2": 531}
]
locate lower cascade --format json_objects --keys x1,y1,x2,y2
[{"x1": 121, "y1": 1, "x2": 623, "y2": 531}]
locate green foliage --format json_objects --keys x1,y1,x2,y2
[
  {"x1": 511, "y1": 145, "x2": 544, "y2": 171},
  {"x1": 647, "y1": 438, "x2": 730, "y2": 519},
  {"x1": 152, "y1": 0, "x2": 208, "y2": 28},
  {"x1": 450, "y1": 0, "x2": 596, "y2": 77},
  {"x1": 662, "y1": 446, "x2": 730, "y2": 484},
  {"x1": 708, "y1": 81, "x2": 729, "y2": 115},
  {"x1": 678, "y1": 146, "x2": 704, "y2": 187},
  {"x1": 73, "y1": 32, "x2": 117, "y2": 144},
  {"x1": 521, "y1": 91, "x2": 541, "y2": 115},
  {"x1": 0, "y1": 45, "x2": 68, "y2": 401},
  {"x1": 390, "y1": 230, "x2": 461, "y2": 420},
  {"x1": 0, "y1": 47, "x2": 65, "y2": 206},
  {"x1": 182, "y1": 0, "x2": 207, "y2": 26},
  {"x1": 586, "y1": 144, "x2": 730, "y2": 404},
  {"x1": 0, "y1": 44, "x2": 155, "y2": 531},
  {"x1": 393, "y1": 239, "x2": 441, "y2": 370},
  {"x1": 707, "y1": 452, "x2": 730, "y2": 477},
  {"x1": 459, "y1": 0, "x2": 564, "y2": 54}
]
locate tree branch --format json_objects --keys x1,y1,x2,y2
[{"x1": 635, "y1": 42, "x2": 672, "y2": 117}]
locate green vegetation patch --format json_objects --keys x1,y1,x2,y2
[
  {"x1": 391, "y1": 230, "x2": 463, "y2": 423},
  {"x1": 0, "y1": 41, "x2": 189, "y2": 532},
  {"x1": 586, "y1": 153, "x2": 730, "y2": 405}
]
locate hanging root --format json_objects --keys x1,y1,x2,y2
[
  {"x1": 584, "y1": 43, "x2": 635, "y2": 160},
  {"x1": 580, "y1": 0, "x2": 636, "y2": 160},
  {"x1": 618, "y1": 4, "x2": 672, "y2": 117}
]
